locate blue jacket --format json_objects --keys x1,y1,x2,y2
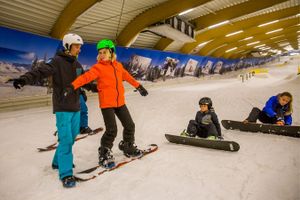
[{"x1": 262, "y1": 96, "x2": 292, "y2": 125}]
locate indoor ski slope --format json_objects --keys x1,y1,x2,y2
[{"x1": 0, "y1": 56, "x2": 299, "y2": 200}]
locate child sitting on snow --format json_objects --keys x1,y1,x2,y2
[
  {"x1": 181, "y1": 97, "x2": 222, "y2": 140},
  {"x1": 243, "y1": 92, "x2": 293, "y2": 126}
]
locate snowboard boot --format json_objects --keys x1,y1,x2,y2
[
  {"x1": 217, "y1": 135, "x2": 224, "y2": 140},
  {"x1": 80, "y1": 126, "x2": 93, "y2": 134},
  {"x1": 206, "y1": 135, "x2": 217, "y2": 140},
  {"x1": 98, "y1": 147, "x2": 115, "y2": 168},
  {"x1": 118, "y1": 140, "x2": 143, "y2": 158},
  {"x1": 180, "y1": 129, "x2": 196, "y2": 137},
  {"x1": 61, "y1": 176, "x2": 76, "y2": 188}
]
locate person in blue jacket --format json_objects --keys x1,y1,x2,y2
[{"x1": 244, "y1": 92, "x2": 293, "y2": 126}]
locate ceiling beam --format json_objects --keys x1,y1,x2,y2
[
  {"x1": 154, "y1": 38, "x2": 174, "y2": 50},
  {"x1": 214, "y1": 25, "x2": 300, "y2": 57},
  {"x1": 200, "y1": 18, "x2": 298, "y2": 56},
  {"x1": 50, "y1": 0, "x2": 100, "y2": 39},
  {"x1": 191, "y1": 0, "x2": 287, "y2": 31},
  {"x1": 154, "y1": 0, "x2": 287, "y2": 51},
  {"x1": 230, "y1": 43, "x2": 284, "y2": 59},
  {"x1": 116, "y1": 0, "x2": 211, "y2": 47},
  {"x1": 286, "y1": 34, "x2": 298, "y2": 50},
  {"x1": 228, "y1": 32, "x2": 299, "y2": 58},
  {"x1": 180, "y1": 6, "x2": 299, "y2": 54}
]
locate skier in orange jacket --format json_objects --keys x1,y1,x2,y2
[{"x1": 65, "y1": 39, "x2": 148, "y2": 168}]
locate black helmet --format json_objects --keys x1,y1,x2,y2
[{"x1": 199, "y1": 97, "x2": 212, "y2": 109}]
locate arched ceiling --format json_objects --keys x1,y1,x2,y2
[
  {"x1": 214, "y1": 24, "x2": 299, "y2": 58},
  {"x1": 198, "y1": 16, "x2": 299, "y2": 56},
  {"x1": 227, "y1": 30, "x2": 299, "y2": 58},
  {"x1": 116, "y1": 0, "x2": 212, "y2": 47},
  {"x1": 0, "y1": 0, "x2": 299, "y2": 58},
  {"x1": 50, "y1": 0, "x2": 100, "y2": 39},
  {"x1": 180, "y1": 5, "x2": 299, "y2": 53}
]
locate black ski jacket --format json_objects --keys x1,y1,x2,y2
[
  {"x1": 20, "y1": 51, "x2": 86, "y2": 112},
  {"x1": 195, "y1": 110, "x2": 222, "y2": 136}
]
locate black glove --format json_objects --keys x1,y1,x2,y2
[
  {"x1": 83, "y1": 83, "x2": 98, "y2": 93},
  {"x1": 90, "y1": 83, "x2": 98, "y2": 93},
  {"x1": 63, "y1": 85, "x2": 75, "y2": 97},
  {"x1": 13, "y1": 78, "x2": 26, "y2": 89},
  {"x1": 136, "y1": 85, "x2": 148, "y2": 96}
]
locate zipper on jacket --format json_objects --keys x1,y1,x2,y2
[{"x1": 112, "y1": 62, "x2": 119, "y2": 107}]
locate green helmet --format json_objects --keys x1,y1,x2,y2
[{"x1": 97, "y1": 39, "x2": 116, "y2": 53}]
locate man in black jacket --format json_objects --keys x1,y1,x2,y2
[{"x1": 13, "y1": 33, "x2": 85, "y2": 188}]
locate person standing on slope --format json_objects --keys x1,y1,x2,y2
[
  {"x1": 13, "y1": 33, "x2": 90, "y2": 188},
  {"x1": 64, "y1": 39, "x2": 149, "y2": 168}
]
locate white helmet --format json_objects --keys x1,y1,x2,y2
[{"x1": 62, "y1": 33, "x2": 83, "y2": 50}]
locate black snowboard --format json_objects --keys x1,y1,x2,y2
[
  {"x1": 221, "y1": 120, "x2": 300, "y2": 138},
  {"x1": 165, "y1": 134, "x2": 240, "y2": 152}
]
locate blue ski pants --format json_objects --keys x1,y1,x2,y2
[
  {"x1": 52, "y1": 111, "x2": 80, "y2": 180},
  {"x1": 80, "y1": 94, "x2": 88, "y2": 128}
]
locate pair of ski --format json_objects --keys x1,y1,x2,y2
[
  {"x1": 37, "y1": 127, "x2": 104, "y2": 152},
  {"x1": 165, "y1": 120, "x2": 300, "y2": 152},
  {"x1": 74, "y1": 144, "x2": 158, "y2": 182}
]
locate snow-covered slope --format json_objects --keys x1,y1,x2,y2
[{"x1": 0, "y1": 56, "x2": 299, "y2": 200}]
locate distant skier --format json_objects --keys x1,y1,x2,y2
[
  {"x1": 63, "y1": 39, "x2": 149, "y2": 168},
  {"x1": 12, "y1": 33, "x2": 92, "y2": 188},
  {"x1": 243, "y1": 92, "x2": 293, "y2": 126},
  {"x1": 181, "y1": 97, "x2": 222, "y2": 140}
]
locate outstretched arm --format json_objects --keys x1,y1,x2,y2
[
  {"x1": 122, "y1": 65, "x2": 140, "y2": 88},
  {"x1": 72, "y1": 65, "x2": 99, "y2": 90},
  {"x1": 13, "y1": 61, "x2": 56, "y2": 89}
]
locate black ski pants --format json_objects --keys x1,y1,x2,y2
[
  {"x1": 187, "y1": 120, "x2": 219, "y2": 138},
  {"x1": 246, "y1": 107, "x2": 277, "y2": 124},
  {"x1": 100, "y1": 105, "x2": 135, "y2": 149}
]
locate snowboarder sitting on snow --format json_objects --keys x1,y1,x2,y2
[
  {"x1": 63, "y1": 39, "x2": 149, "y2": 169},
  {"x1": 243, "y1": 92, "x2": 293, "y2": 126},
  {"x1": 181, "y1": 97, "x2": 222, "y2": 140}
]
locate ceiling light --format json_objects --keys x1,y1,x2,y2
[
  {"x1": 239, "y1": 36, "x2": 253, "y2": 41},
  {"x1": 225, "y1": 47, "x2": 237, "y2": 53},
  {"x1": 260, "y1": 47, "x2": 271, "y2": 50},
  {"x1": 207, "y1": 20, "x2": 230, "y2": 29},
  {"x1": 254, "y1": 44, "x2": 266, "y2": 48},
  {"x1": 246, "y1": 41, "x2": 260, "y2": 46},
  {"x1": 197, "y1": 41, "x2": 211, "y2": 47},
  {"x1": 266, "y1": 28, "x2": 283, "y2": 34},
  {"x1": 258, "y1": 20, "x2": 279, "y2": 27},
  {"x1": 226, "y1": 30, "x2": 243, "y2": 37},
  {"x1": 270, "y1": 35, "x2": 284, "y2": 40},
  {"x1": 179, "y1": 8, "x2": 194, "y2": 16}
]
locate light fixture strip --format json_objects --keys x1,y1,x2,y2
[{"x1": 258, "y1": 20, "x2": 279, "y2": 27}]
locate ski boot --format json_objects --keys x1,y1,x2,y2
[
  {"x1": 80, "y1": 126, "x2": 93, "y2": 134},
  {"x1": 98, "y1": 147, "x2": 115, "y2": 168},
  {"x1": 180, "y1": 129, "x2": 196, "y2": 137},
  {"x1": 217, "y1": 135, "x2": 224, "y2": 140},
  {"x1": 118, "y1": 140, "x2": 143, "y2": 158},
  {"x1": 61, "y1": 176, "x2": 76, "y2": 188}
]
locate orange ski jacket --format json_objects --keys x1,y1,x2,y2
[{"x1": 72, "y1": 60, "x2": 140, "y2": 108}]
